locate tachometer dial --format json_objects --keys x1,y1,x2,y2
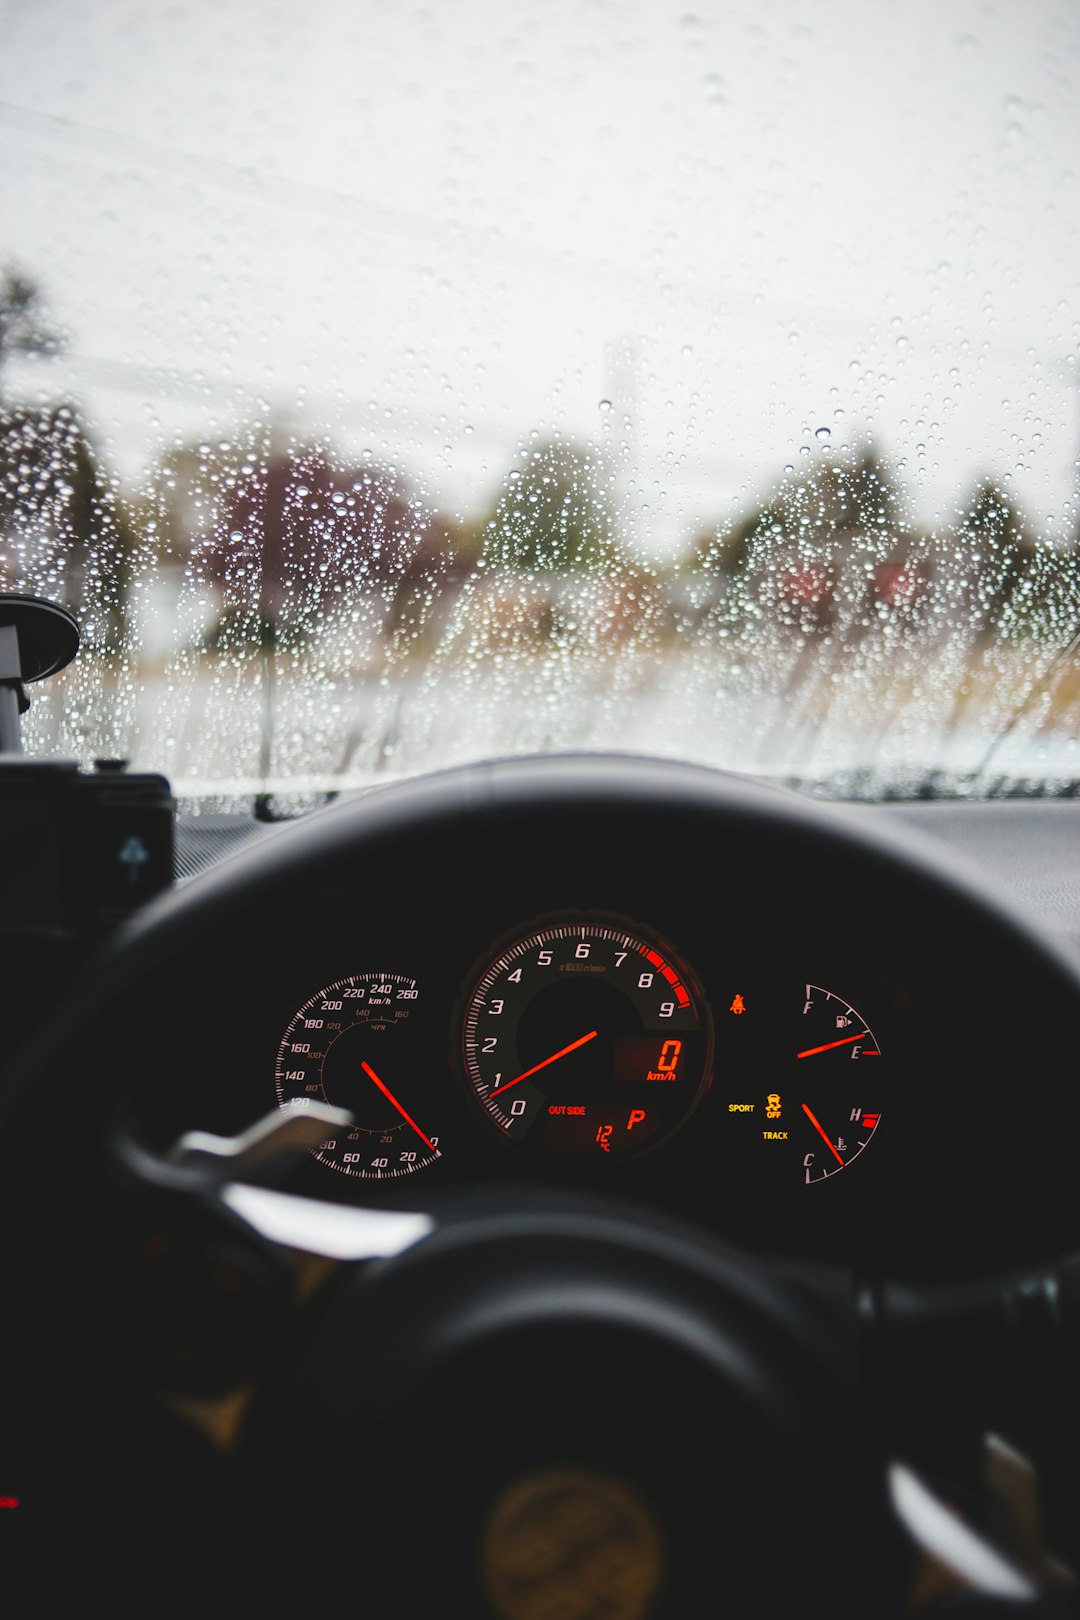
[
  {"x1": 459, "y1": 918, "x2": 712, "y2": 1161},
  {"x1": 275, "y1": 972, "x2": 441, "y2": 1180}
]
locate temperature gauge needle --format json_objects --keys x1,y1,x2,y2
[
  {"x1": 801, "y1": 1102, "x2": 845, "y2": 1167},
  {"x1": 489, "y1": 1030, "x2": 599, "y2": 1097},
  {"x1": 360, "y1": 1060, "x2": 438, "y2": 1152}
]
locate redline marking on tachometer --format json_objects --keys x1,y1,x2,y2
[
  {"x1": 796, "y1": 1031, "x2": 876, "y2": 1059},
  {"x1": 359, "y1": 1061, "x2": 438, "y2": 1153},
  {"x1": 489, "y1": 1030, "x2": 600, "y2": 1096},
  {"x1": 641, "y1": 946, "x2": 690, "y2": 1003},
  {"x1": 802, "y1": 1102, "x2": 846, "y2": 1166}
]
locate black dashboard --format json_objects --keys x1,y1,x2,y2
[
  {"x1": 7, "y1": 751, "x2": 1080, "y2": 1614},
  {"x1": 47, "y1": 753, "x2": 1080, "y2": 1284}
]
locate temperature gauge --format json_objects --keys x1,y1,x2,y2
[
  {"x1": 791, "y1": 984, "x2": 882, "y2": 1183},
  {"x1": 722, "y1": 983, "x2": 883, "y2": 1184}
]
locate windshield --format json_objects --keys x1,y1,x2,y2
[{"x1": 1, "y1": 0, "x2": 1077, "y2": 806}]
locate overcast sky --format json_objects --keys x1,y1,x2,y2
[{"x1": 1, "y1": 0, "x2": 1078, "y2": 557}]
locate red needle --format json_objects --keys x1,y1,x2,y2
[
  {"x1": 360, "y1": 1060, "x2": 438, "y2": 1152},
  {"x1": 489, "y1": 1030, "x2": 599, "y2": 1097},
  {"x1": 796, "y1": 1030, "x2": 873, "y2": 1059},
  {"x1": 802, "y1": 1102, "x2": 845, "y2": 1167}
]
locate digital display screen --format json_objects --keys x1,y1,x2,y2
[
  {"x1": 544, "y1": 1103, "x2": 662, "y2": 1154},
  {"x1": 612, "y1": 1035, "x2": 688, "y2": 1085}
]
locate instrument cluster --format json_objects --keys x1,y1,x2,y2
[
  {"x1": 110, "y1": 753, "x2": 1077, "y2": 1282},
  {"x1": 264, "y1": 907, "x2": 899, "y2": 1220}
]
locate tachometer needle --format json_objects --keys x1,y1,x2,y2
[
  {"x1": 360, "y1": 1060, "x2": 438, "y2": 1152},
  {"x1": 801, "y1": 1102, "x2": 845, "y2": 1167},
  {"x1": 489, "y1": 1030, "x2": 599, "y2": 1097},
  {"x1": 796, "y1": 1030, "x2": 872, "y2": 1059}
]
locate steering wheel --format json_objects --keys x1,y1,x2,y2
[{"x1": 2, "y1": 754, "x2": 1078, "y2": 1617}]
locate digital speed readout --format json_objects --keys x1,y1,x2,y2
[{"x1": 459, "y1": 917, "x2": 713, "y2": 1160}]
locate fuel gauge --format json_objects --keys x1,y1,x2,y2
[
  {"x1": 790, "y1": 984, "x2": 882, "y2": 1183},
  {"x1": 721, "y1": 982, "x2": 883, "y2": 1185}
]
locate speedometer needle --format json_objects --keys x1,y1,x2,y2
[
  {"x1": 801, "y1": 1102, "x2": 845, "y2": 1167},
  {"x1": 360, "y1": 1061, "x2": 438, "y2": 1152},
  {"x1": 489, "y1": 1030, "x2": 599, "y2": 1097}
]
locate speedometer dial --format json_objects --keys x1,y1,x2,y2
[
  {"x1": 459, "y1": 917, "x2": 712, "y2": 1161},
  {"x1": 275, "y1": 972, "x2": 442, "y2": 1180}
]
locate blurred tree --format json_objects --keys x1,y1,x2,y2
[
  {"x1": 691, "y1": 446, "x2": 912, "y2": 637},
  {"x1": 0, "y1": 403, "x2": 136, "y2": 656},
  {"x1": 694, "y1": 446, "x2": 906, "y2": 571},
  {"x1": 950, "y1": 478, "x2": 1038, "y2": 646},
  {"x1": 149, "y1": 427, "x2": 468, "y2": 652},
  {"x1": 0, "y1": 267, "x2": 64, "y2": 394},
  {"x1": 474, "y1": 440, "x2": 620, "y2": 574},
  {"x1": 0, "y1": 269, "x2": 134, "y2": 656},
  {"x1": 693, "y1": 507, "x2": 759, "y2": 582}
]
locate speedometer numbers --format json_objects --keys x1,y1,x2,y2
[
  {"x1": 460, "y1": 919, "x2": 713, "y2": 1161},
  {"x1": 275, "y1": 972, "x2": 442, "y2": 1181}
]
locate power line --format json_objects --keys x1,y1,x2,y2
[
  {"x1": 6, "y1": 349, "x2": 755, "y2": 486},
  {"x1": 2, "y1": 95, "x2": 1045, "y2": 363}
]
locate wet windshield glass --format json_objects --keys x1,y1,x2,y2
[{"x1": 1, "y1": 1, "x2": 1077, "y2": 804}]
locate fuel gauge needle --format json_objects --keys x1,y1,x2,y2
[
  {"x1": 801, "y1": 1102, "x2": 845, "y2": 1167},
  {"x1": 796, "y1": 1030, "x2": 871, "y2": 1058},
  {"x1": 360, "y1": 1060, "x2": 438, "y2": 1153}
]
